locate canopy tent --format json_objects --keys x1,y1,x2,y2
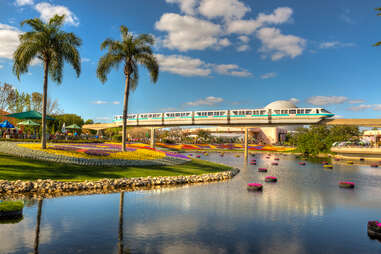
[
  {"x1": 17, "y1": 120, "x2": 40, "y2": 126},
  {"x1": 0, "y1": 120, "x2": 14, "y2": 128},
  {"x1": 5, "y1": 111, "x2": 55, "y2": 121},
  {"x1": 65, "y1": 124, "x2": 81, "y2": 129}
]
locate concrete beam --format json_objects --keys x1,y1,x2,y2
[{"x1": 322, "y1": 119, "x2": 381, "y2": 127}]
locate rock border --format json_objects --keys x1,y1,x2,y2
[
  {"x1": 0, "y1": 168, "x2": 240, "y2": 197},
  {"x1": 0, "y1": 142, "x2": 189, "y2": 167}
]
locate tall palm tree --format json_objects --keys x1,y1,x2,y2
[
  {"x1": 13, "y1": 15, "x2": 81, "y2": 149},
  {"x1": 97, "y1": 26, "x2": 159, "y2": 152}
]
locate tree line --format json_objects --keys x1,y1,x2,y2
[{"x1": 0, "y1": 82, "x2": 61, "y2": 114}]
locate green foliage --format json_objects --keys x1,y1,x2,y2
[
  {"x1": 374, "y1": 8, "x2": 381, "y2": 46},
  {"x1": 51, "y1": 114, "x2": 84, "y2": 132},
  {"x1": 196, "y1": 129, "x2": 212, "y2": 143},
  {"x1": 0, "y1": 201, "x2": 24, "y2": 212},
  {"x1": 289, "y1": 125, "x2": 360, "y2": 156},
  {"x1": 84, "y1": 119, "x2": 94, "y2": 125}
]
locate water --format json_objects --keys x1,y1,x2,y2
[{"x1": 1, "y1": 153, "x2": 381, "y2": 254}]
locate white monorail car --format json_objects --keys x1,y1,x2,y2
[
  {"x1": 137, "y1": 113, "x2": 163, "y2": 126},
  {"x1": 194, "y1": 110, "x2": 228, "y2": 125},
  {"x1": 269, "y1": 108, "x2": 334, "y2": 124},
  {"x1": 164, "y1": 111, "x2": 193, "y2": 125},
  {"x1": 229, "y1": 109, "x2": 268, "y2": 124}
]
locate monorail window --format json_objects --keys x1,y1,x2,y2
[
  {"x1": 281, "y1": 110, "x2": 288, "y2": 114},
  {"x1": 316, "y1": 109, "x2": 320, "y2": 113},
  {"x1": 321, "y1": 109, "x2": 330, "y2": 113},
  {"x1": 260, "y1": 110, "x2": 266, "y2": 115},
  {"x1": 254, "y1": 110, "x2": 259, "y2": 115},
  {"x1": 305, "y1": 109, "x2": 312, "y2": 114},
  {"x1": 246, "y1": 111, "x2": 252, "y2": 115},
  {"x1": 289, "y1": 110, "x2": 296, "y2": 114},
  {"x1": 297, "y1": 109, "x2": 305, "y2": 114},
  {"x1": 274, "y1": 110, "x2": 280, "y2": 114}
]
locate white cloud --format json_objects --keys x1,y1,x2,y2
[
  {"x1": 156, "y1": 54, "x2": 251, "y2": 77},
  {"x1": 218, "y1": 38, "x2": 231, "y2": 47},
  {"x1": 213, "y1": 64, "x2": 251, "y2": 77},
  {"x1": 348, "y1": 99, "x2": 365, "y2": 104},
  {"x1": 227, "y1": 7, "x2": 293, "y2": 34},
  {"x1": 347, "y1": 104, "x2": 372, "y2": 112},
  {"x1": 289, "y1": 98, "x2": 299, "y2": 104},
  {"x1": 35, "y1": 3, "x2": 79, "y2": 26},
  {"x1": 256, "y1": 27, "x2": 306, "y2": 61},
  {"x1": 155, "y1": 13, "x2": 222, "y2": 51},
  {"x1": 15, "y1": 0, "x2": 34, "y2": 6},
  {"x1": 0, "y1": 24, "x2": 21, "y2": 59},
  {"x1": 81, "y1": 58, "x2": 91, "y2": 63},
  {"x1": 155, "y1": 54, "x2": 211, "y2": 76},
  {"x1": 93, "y1": 100, "x2": 108, "y2": 105},
  {"x1": 165, "y1": 0, "x2": 198, "y2": 15},
  {"x1": 0, "y1": 65, "x2": 3, "y2": 69},
  {"x1": 238, "y1": 35, "x2": 249, "y2": 43},
  {"x1": 307, "y1": 96, "x2": 348, "y2": 106},
  {"x1": 30, "y1": 57, "x2": 42, "y2": 66},
  {"x1": 319, "y1": 41, "x2": 356, "y2": 49},
  {"x1": 373, "y1": 104, "x2": 381, "y2": 111},
  {"x1": 185, "y1": 96, "x2": 223, "y2": 106},
  {"x1": 199, "y1": 0, "x2": 250, "y2": 21},
  {"x1": 95, "y1": 116, "x2": 112, "y2": 121},
  {"x1": 260, "y1": 72, "x2": 277, "y2": 79},
  {"x1": 112, "y1": 101, "x2": 120, "y2": 105},
  {"x1": 236, "y1": 44, "x2": 249, "y2": 52},
  {"x1": 340, "y1": 9, "x2": 354, "y2": 24}
]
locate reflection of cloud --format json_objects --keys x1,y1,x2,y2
[
  {"x1": 160, "y1": 242, "x2": 218, "y2": 254},
  {"x1": 0, "y1": 214, "x2": 52, "y2": 253}
]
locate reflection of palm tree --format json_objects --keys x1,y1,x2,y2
[
  {"x1": 118, "y1": 192, "x2": 124, "y2": 254},
  {"x1": 34, "y1": 199, "x2": 43, "y2": 254}
]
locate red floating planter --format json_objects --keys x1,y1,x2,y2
[
  {"x1": 274, "y1": 158, "x2": 280, "y2": 161},
  {"x1": 272, "y1": 162, "x2": 278, "y2": 166},
  {"x1": 258, "y1": 168, "x2": 268, "y2": 172},
  {"x1": 265, "y1": 176, "x2": 277, "y2": 182},
  {"x1": 371, "y1": 164, "x2": 379, "y2": 168},
  {"x1": 298, "y1": 162, "x2": 306, "y2": 166},
  {"x1": 368, "y1": 221, "x2": 381, "y2": 240},
  {"x1": 247, "y1": 183, "x2": 263, "y2": 191},
  {"x1": 339, "y1": 181, "x2": 355, "y2": 188}
]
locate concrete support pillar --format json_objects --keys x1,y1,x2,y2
[
  {"x1": 244, "y1": 127, "x2": 249, "y2": 161},
  {"x1": 150, "y1": 128, "x2": 155, "y2": 149}
]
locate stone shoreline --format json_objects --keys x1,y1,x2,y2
[{"x1": 0, "y1": 168, "x2": 240, "y2": 197}]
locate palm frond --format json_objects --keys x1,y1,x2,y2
[{"x1": 96, "y1": 53, "x2": 123, "y2": 83}]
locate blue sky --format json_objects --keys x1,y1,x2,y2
[{"x1": 0, "y1": 0, "x2": 381, "y2": 122}]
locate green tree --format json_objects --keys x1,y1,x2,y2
[
  {"x1": 84, "y1": 119, "x2": 94, "y2": 125},
  {"x1": 375, "y1": 8, "x2": 381, "y2": 46},
  {"x1": 97, "y1": 25, "x2": 159, "y2": 151},
  {"x1": 13, "y1": 15, "x2": 81, "y2": 149},
  {"x1": 196, "y1": 129, "x2": 212, "y2": 144}
]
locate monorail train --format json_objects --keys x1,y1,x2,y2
[{"x1": 113, "y1": 108, "x2": 334, "y2": 126}]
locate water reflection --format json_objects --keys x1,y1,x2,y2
[{"x1": 1, "y1": 152, "x2": 381, "y2": 253}]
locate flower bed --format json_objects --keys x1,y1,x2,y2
[
  {"x1": 17, "y1": 143, "x2": 188, "y2": 161},
  {"x1": 156, "y1": 143, "x2": 295, "y2": 152},
  {"x1": 247, "y1": 183, "x2": 263, "y2": 191}
]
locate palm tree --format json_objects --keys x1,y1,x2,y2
[
  {"x1": 375, "y1": 8, "x2": 381, "y2": 46},
  {"x1": 97, "y1": 26, "x2": 159, "y2": 152},
  {"x1": 13, "y1": 15, "x2": 81, "y2": 149},
  {"x1": 34, "y1": 199, "x2": 43, "y2": 254}
]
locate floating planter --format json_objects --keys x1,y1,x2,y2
[
  {"x1": 204, "y1": 153, "x2": 209, "y2": 156},
  {"x1": 371, "y1": 164, "x2": 379, "y2": 168},
  {"x1": 235, "y1": 154, "x2": 240, "y2": 158},
  {"x1": 189, "y1": 154, "x2": 193, "y2": 156},
  {"x1": 251, "y1": 154, "x2": 256, "y2": 157},
  {"x1": 265, "y1": 176, "x2": 278, "y2": 182},
  {"x1": 347, "y1": 161, "x2": 354, "y2": 164},
  {"x1": 274, "y1": 158, "x2": 280, "y2": 161},
  {"x1": 360, "y1": 158, "x2": 365, "y2": 161},
  {"x1": 339, "y1": 181, "x2": 355, "y2": 188},
  {"x1": 272, "y1": 162, "x2": 278, "y2": 166},
  {"x1": 220, "y1": 154, "x2": 224, "y2": 157},
  {"x1": 334, "y1": 158, "x2": 340, "y2": 161},
  {"x1": 258, "y1": 168, "x2": 268, "y2": 172},
  {"x1": 323, "y1": 165, "x2": 333, "y2": 169},
  {"x1": 196, "y1": 155, "x2": 201, "y2": 158},
  {"x1": 247, "y1": 183, "x2": 263, "y2": 191},
  {"x1": 367, "y1": 221, "x2": 381, "y2": 239},
  {"x1": 321, "y1": 161, "x2": 329, "y2": 165},
  {"x1": 298, "y1": 162, "x2": 306, "y2": 166},
  {"x1": 250, "y1": 162, "x2": 256, "y2": 165},
  {"x1": 0, "y1": 201, "x2": 24, "y2": 221},
  {"x1": 266, "y1": 156, "x2": 270, "y2": 159}
]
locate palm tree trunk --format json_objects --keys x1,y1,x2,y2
[
  {"x1": 122, "y1": 74, "x2": 130, "y2": 152},
  {"x1": 41, "y1": 60, "x2": 49, "y2": 149},
  {"x1": 34, "y1": 199, "x2": 43, "y2": 254}
]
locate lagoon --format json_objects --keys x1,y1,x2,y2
[{"x1": 1, "y1": 153, "x2": 381, "y2": 253}]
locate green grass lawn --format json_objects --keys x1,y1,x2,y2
[
  {"x1": 0, "y1": 201, "x2": 24, "y2": 212},
  {"x1": 0, "y1": 153, "x2": 232, "y2": 181}
]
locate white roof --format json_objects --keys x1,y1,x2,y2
[{"x1": 264, "y1": 100, "x2": 298, "y2": 110}]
